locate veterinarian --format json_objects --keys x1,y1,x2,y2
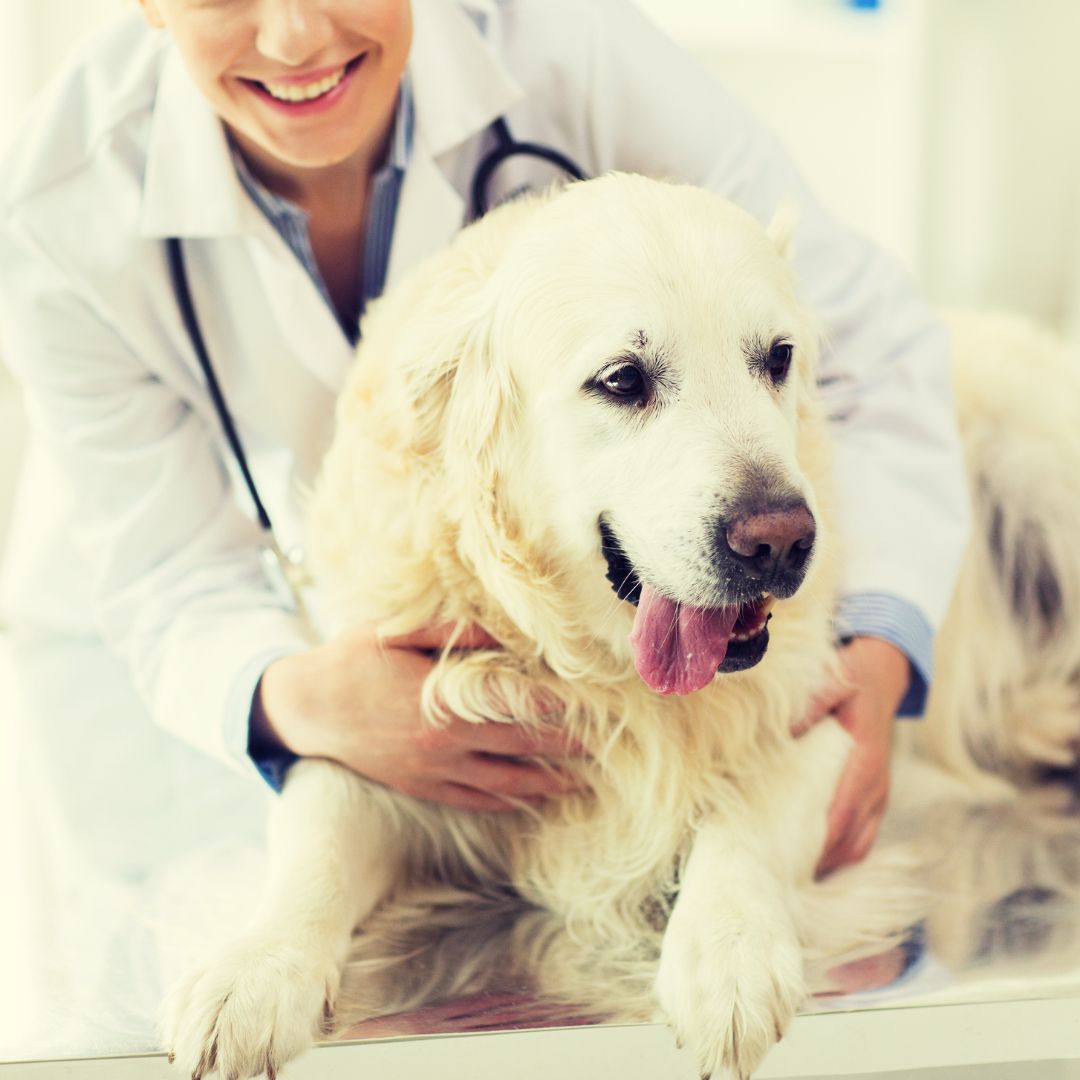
[{"x1": 0, "y1": 0, "x2": 967, "y2": 1048}]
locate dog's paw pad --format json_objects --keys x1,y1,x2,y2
[{"x1": 164, "y1": 940, "x2": 340, "y2": 1080}]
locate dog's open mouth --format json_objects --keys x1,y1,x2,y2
[{"x1": 600, "y1": 520, "x2": 774, "y2": 694}]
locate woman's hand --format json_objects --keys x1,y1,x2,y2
[
  {"x1": 792, "y1": 637, "x2": 910, "y2": 877},
  {"x1": 252, "y1": 624, "x2": 588, "y2": 811}
]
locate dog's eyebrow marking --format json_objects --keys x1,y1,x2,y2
[{"x1": 633, "y1": 330, "x2": 649, "y2": 351}]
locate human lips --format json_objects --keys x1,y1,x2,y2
[{"x1": 240, "y1": 53, "x2": 366, "y2": 107}]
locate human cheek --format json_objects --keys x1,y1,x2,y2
[
  {"x1": 356, "y1": 0, "x2": 412, "y2": 52},
  {"x1": 167, "y1": 22, "x2": 225, "y2": 81}
]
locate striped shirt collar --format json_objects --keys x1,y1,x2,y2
[
  {"x1": 230, "y1": 70, "x2": 415, "y2": 224},
  {"x1": 230, "y1": 73, "x2": 415, "y2": 343}
]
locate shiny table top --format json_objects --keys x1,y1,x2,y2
[
  {"x1": 326, "y1": 756, "x2": 1080, "y2": 1046},
  {"x1": 4, "y1": 677, "x2": 1080, "y2": 1080}
]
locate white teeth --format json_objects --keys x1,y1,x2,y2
[
  {"x1": 263, "y1": 65, "x2": 347, "y2": 103},
  {"x1": 731, "y1": 594, "x2": 775, "y2": 643}
]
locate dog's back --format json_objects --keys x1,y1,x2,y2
[{"x1": 920, "y1": 312, "x2": 1080, "y2": 783}]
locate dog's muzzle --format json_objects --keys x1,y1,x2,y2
[
  {"x1": 599, "y1": 518, "x2": 779, "y2": 691},
  {"x1": 717, "y1": 500, "x2": 815, "y2": 600}
]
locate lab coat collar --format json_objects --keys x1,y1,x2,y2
[
  {"x1": 407, "y1": 0, "x2": 522, "y2": 160},
  {"x1": 385, "y1": 0, "x2": 523, "y2": 287},
  {"x1": 140, "y1": 48, "x2": 259, "y2": 239}
]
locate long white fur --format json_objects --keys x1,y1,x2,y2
[{"x1": 164, "y1": 176, "x2": 1080, "y2": 1080}]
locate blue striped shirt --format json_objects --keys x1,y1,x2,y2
[
  {"x1": 232, "y1": 72, "x2": 415, "y2": 346},
  {"x1": 837, "y1": 593, "x2": 930, "y2": 716}
]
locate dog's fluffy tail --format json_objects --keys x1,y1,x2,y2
[{"x1": 919, "y1": 312, "x2": 1080, "y2": 785}]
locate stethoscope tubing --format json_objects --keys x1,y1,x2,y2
[
  {"x1": 469, "y1": 117, "x2": 588, "y2": 219},
  {"x1": 166, "y1": 235, "x2": 273, "y2": 534},
  {"x1": 167, "y1": 235, "x2": 315, "y2": 628}
]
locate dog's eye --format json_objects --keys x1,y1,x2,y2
[
  {"x1": 766, "y1": 343, "x2": 793, "y2": 386},
  {"x1": 601, "y1": 363, "x2": 648, "y2": 403}
]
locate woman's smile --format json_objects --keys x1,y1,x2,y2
[
  {"x1": 137, "y1": 0, "x2": 413, "y2": 171},
  {"x1": 240, "y1": 54, "x2": 367, "y2": 116}
]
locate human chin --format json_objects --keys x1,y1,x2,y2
[{"x1": 240, "y1": 111, "x2": 388, "y2": 171}]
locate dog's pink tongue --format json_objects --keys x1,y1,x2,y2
[{"x1": 628, "y1": 584, "x2": 740, "y2": 695}]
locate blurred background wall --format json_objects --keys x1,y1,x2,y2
[{"x1": 2, "y1": 0, "x2": 1080, "y2": 565}]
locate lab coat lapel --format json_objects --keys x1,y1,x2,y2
[
  {"x1": 140, "y1": 49, "x2": 254, "y2": 239},
  {"x1": 243, "y1": 224, "x2": 351, "y2": 487},
  {"x1": 384, "y1": 140, "x2": 466, "y2": 292},
  {"x1": 244, "y1": 219, "x2": 355, "y2": 394},
  {"x1": 384, "y1": 0, "x2": 524, "y2": 289}
]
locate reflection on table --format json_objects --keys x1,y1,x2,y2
[
  {"x1": 4, "y1": 748, "x2": 1080, "y2": 1062},
  {"x1": 332, "y1": 757, "x2": 1080, "y2": 1043}
]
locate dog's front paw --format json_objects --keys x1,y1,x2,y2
[
  {"x1": 164, "y1": 937, "x2": 341, "y2": 1080},
  {"x1": 655, "y1": 899, "x2": 805, "y2": 1080}
]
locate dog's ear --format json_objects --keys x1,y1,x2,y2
[
  {"x1": 354, "y1": 197, "x2": 532, "y2": 523},
  {"x1": 347, "y1": 198, "x2": 536, "y2": 461},
  {"x1": 767, "y1": 200, "x2": 800, "y2": 263},
  {"x1": 312, "y1": 202, "x2": 534, "y2": 636}
]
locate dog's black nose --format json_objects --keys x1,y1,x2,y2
[{"x1": 721, "y1": 502, "x2": 816, "y2": 588}]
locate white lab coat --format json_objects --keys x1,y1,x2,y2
[{"x1": 0, "y1": 0, "x2": 969, "y2": 1055}]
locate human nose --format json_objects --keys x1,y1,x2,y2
[{"x1": 255, "y1": 0, "x2": 334, "y2": 68}]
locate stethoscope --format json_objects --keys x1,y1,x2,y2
[{"x1": 167, "y1": 118, "x2": 588, "y2": 621}]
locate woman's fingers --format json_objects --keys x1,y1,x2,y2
[
  {"x1": 383, "y1": 622, "x2": 501, "y2": 651},
  {"x1": 450, "y1": 718, "x2": 589, "y2": 760},
  {"x1": 458, "y1": 753, "x2": 585, "y2": 799},
  {"x1": 817, "y1": 808, "x2": 882, "y2": 877},
  {"x1": 792, "y1": 679, "x2": 852, "y2": 737}
]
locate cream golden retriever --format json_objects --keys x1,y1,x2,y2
[{"x1": 165, "y1": 175, "x2": 1080, "y2": 1080}]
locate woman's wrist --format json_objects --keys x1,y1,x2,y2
[
  {"x1": 849, "y1": 637, "x2": 911, "y2": 717},
  {"x1": 251, "y1": 649, "x2": 324, "y2": 760}
]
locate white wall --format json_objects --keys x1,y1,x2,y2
[
  {"x1": 636, "y1": 0, "x2": 931, "y2": 276},
  {"x1": 919, "y1": 0, "x2": 1080, "y2": 329},
  {"x1": 635, "y1": 0, "x2": 1080, "y2": 334},
  {"x1": 0, "y1": 0, "x2": 125, "y2": 151}
]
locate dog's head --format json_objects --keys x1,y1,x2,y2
[{"x1": 360, "y1": 175, "x2": 832, "y2": 693}]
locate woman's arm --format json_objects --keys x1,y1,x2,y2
[
  {"x1": 0, "y1": 211, "x2": 313, "y2": 775},
  {"x1": 0, "y1": 213, "x2": 585, "y2": 804}
]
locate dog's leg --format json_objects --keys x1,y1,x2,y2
[
  {"x1": 165, "y1": 759, "x2": 403, "y2": 1080},
  {"x1": 656, "y1": 721, "x2": 852, "y2": 1080},
  {"x1": 656, "y1": 813, "x2": 805, "y2": 1080}
]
